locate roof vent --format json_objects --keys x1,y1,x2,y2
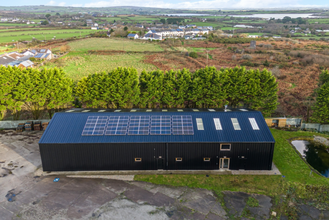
[
  {"x1": 66, "y1": 110, "x2": 75, "y2": 112},
  {"x1": 240, "y1": 109, "x2": 248, "y2": 111},
  {"x1": 146, "y1": 109, "x2": 152, "y2": 112},
  {"x1": 208, "y1": 109, "x2": 215, "y2": 112},
  {"x1": 162, "y1": 109, "x2": 168, "y2": 112},
  {"x1": 82, "y1": 110, "x2": 90, "y2": 112},
  {"x1": 177, "y1": 109, "x2": 183, "y2": 112},
  {"x1": 98, "y1": 110, "x2": 106, "y2": 112},
  {"x1": 130, "y1": 109, "x2": 136, "y2": 112},
  {"x1": 114, "y1": 110, "x2": 121, "y2": 112}
]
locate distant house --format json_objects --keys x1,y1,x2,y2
[
  {"x1": 142, "y1": 33, "x2": 162, "y2": 41},
  {"x1": 0, "y1": 55, "x2": 15, "y2": 66},
  {"x1": 91, "y1": 27, "x2": 98, "y2": 30},
  {"x1": 135, "y1": 24, "x2": 144, "y2": 28},
  {"x1": 1, "y1": 18, "x2": 8, "y2": 22},
  {"x1": 248, "y1": 35, "x2": 260, "y2": 38},
  {"x1": 184, "y1": 35, "x2": 194, "y2": 40},
  {"x1": 234, "y1": 25, "x2": 254, "y2": 28},
  {"x1": 94, "y1": 23, "x2": 99, "y2": 27},
  {"x1": 127, "y1": 33, "x2": 139, "y2": 39}
]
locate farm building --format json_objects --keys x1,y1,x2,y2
[{"x1": 38, "y1": 108, "x2": 275, "y2": 172}]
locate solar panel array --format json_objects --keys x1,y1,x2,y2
[
  {"x1": 82, "y1": 116, "x2": 108, "y2": 136},
  {"x1": 128, "y1": 116, "x2": 150, "y2": 135},
  {"x1": 105, "y1": 116, "x2": 129, "y2": 135},
  {"x1": 34, "y1": 53, "x2": 44, "y2": 58},
  {"x1": 150, "y1": 116, "x2": 171, "y2": 135},
  {"x1": 81, "y1": 115, "x2": 195, "y2": 136},
  {"x1": 172, "y1": 115, "x2": 194, "y2": 135}
]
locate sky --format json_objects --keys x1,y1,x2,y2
[{"x1": 2, "y1": 0, "x2": 329, "y2": 9}]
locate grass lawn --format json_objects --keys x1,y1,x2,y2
[
  {"x1": 68, "y1": 38, "x2": 164, "y2": 52},
  {"x1": 45, "y1": 52, "x2": 156, "y2": 81},
  {"x1": 221, "y1": 27, "x2": 243, "y2": 30},
  {"x1": 0, "y1": 29, "x2": 100, "y2": 43},
  {"x1": 187, "y1": 47, "x2": 217, "y2": 52},
  {"x1": 135, "y1": 129, "x2": 329, "y2": 198}
]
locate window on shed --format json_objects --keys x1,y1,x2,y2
[
  {"x1": 135, "y1": 158, "x2": 142, "y2": 162},
  {"x1": 220, "y1": 144, "x2": 231, "y2": 151},
  {"x1": 203, "y1": 157, "x2": 211, "y2": 162},
  {"x1": 213, "y1": 118, "x2": 222, "y2": 130},
  {"x1": 231, "y1": 118, "x2": 241, "y2": 130},
  {"x1": 175, "y1": 157, "x2": 183, "y2": 162},
  {"x1": 196, "y1": 118, "x2": 204, "y2": 130},
  {"x1": 249, "y1": 118, "x2": 260, "y2": 130}
]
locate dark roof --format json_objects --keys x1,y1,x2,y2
[
  {"x1": 127, "y1": 33, "x2": 137, "y2": 37},
  {"x1": 39, "y1": 109, "x2": 275, "y2": 144},
  {"x1": 0, "y1": 56, "x2": 15, "y2": 66}
]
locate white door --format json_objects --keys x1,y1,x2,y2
[{"x1": 220, "y1": 158, "x2": 230, "y2": 169}]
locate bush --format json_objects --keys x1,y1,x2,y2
[
  {"x1": 241, "y1": 54, "x2": 253, "y2": 60},
  {"x1": 241, "y1": 61, "x2": 254, "y2": 67},
  {"x1": 189, "y1": 52, "x2": 198, "y2": 58},
  {"x1": 264, "y1": 44, "x2": 273, "y2": 49},
  {"x1": 271, "y1": 66, "x2": 281, "y2": 78},
  {"x1": 263, "y1": 60, "x2": 270, "y2": 67}
]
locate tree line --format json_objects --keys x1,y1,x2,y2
[{"x1": 1, "y1": 65, "x2": 280, "y2": 120}]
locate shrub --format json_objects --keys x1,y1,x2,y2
[
  {"x1": 271, "y1": 66, "x2": 281, "y2": 78},
  {"x1": 241, "y1": 61, "x2": 254, "y2": 67},
  {"x1": 263, "y1": 60, "x2": 270, "y2": 67},
  {"x1": 264, "y1": 44, "x2": 273, "y2": 49},
  {"x1": 241, "y1": 54, "x2": 253, "y2": 60},
  {"x1": 189, "y1": 52, "x2": 198, "y2": 58}
]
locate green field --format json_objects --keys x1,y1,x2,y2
[
  {"x1": 221, "y1": 27, "x2": 243, "y2": 30},
  {"x1": 45, "y1": 52, "x2": 156, "y2": 81},
  {"x1": 68, "y1": 38, "x2": 164, "y2": 52},
  {"x1": 0, "y1": 29, "x2": 101, "y2": 43},
  {"x1": 308, "y1": 18, "x2": 329, "y2": 24},
  {"x1": 0, "y1": 23, "x2": 34, "y2": 27}
]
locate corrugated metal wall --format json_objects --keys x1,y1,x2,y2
[
  {"x1": 39, "y1": 142, "x2": 274, "y2": 171},
  {"x1": 39, "y1": 143, "x2": 166, "y2": 171}
]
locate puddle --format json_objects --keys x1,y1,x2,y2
[{"x1": 291, "y1": 140, "x2": 329, "y2": 177}]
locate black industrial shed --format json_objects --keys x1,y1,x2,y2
[{"x1": 39, "y1": 108, "x2": 275, "y2": 172}]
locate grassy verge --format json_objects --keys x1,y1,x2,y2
[{"x1": 135, "y1": 129, "x2": 329, "y2": 199}]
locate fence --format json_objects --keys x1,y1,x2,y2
[{"x1": 301, "y1": 123, "x2": 329, "y2": 132}]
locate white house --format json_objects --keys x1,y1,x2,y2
[
  {"x1": 127, "y1": 33, "x2": 139, "y2": 39},
  {"x1": 142, "y1": 33, "x2": 162, "y2": 41}
]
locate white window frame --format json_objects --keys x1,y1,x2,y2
[
  {"x1": 196, "y1": 118, "x2": 204, "y2": 130},
  {"x1": 220, "y1": 143, "x2": 231, "y2": 151}
]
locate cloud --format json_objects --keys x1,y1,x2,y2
[
  {"x1": 58, "y1": 2, "x2": 66, "y2": 6},
  {"x1": 47, "y1": 0, "x2": 56, "y2": 5}
]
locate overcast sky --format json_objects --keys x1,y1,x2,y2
[{"x1": 2, "y1": 0, "x2": 329, "y2": 9}]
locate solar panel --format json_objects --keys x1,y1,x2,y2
[
  {"x1": 150, "y1": 116, "x2": 171, "y2": 135},
  {"x1": 40, "y1": 49, "x2": 46, "y2": 52},
  {"x1": 172, "y1": 115, "x2": 194, "y2": 135},
  {"x1": 105, "y1": 116, "x2": 129, "y2": 135},
  {"x1": 82, "y1": 116, "x2": 108, "y2": 136},
  {"x1": 128, "y1": 116, "x2": 150, "y2": 135}
]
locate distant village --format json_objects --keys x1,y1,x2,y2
[{"x1": 0, "y1": 49, "x2": 53, "y2": 68}]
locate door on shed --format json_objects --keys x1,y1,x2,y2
[
  {"x1": 157, "y1": 157, "x2": 164, "y2": 169},
  {"x1": 219, "y1": 158, "x2": 230, "y2": 169}
]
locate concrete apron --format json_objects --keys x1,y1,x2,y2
[{"x1": 36, "y1": 163, "x2": 281, "y2": 181}]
